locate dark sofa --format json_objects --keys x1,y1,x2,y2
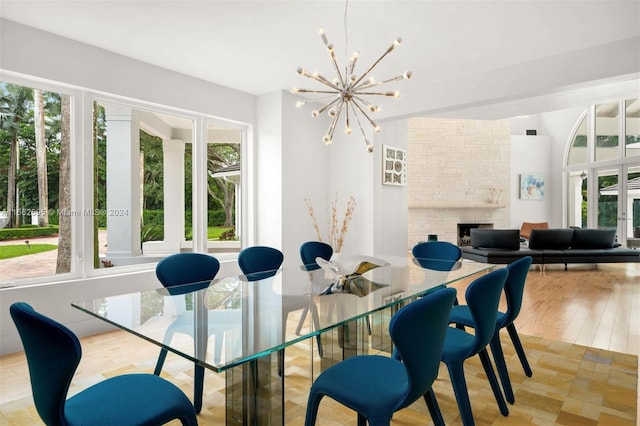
[{"x1": 461, "y1": 228, "x2": 640, "y2": 268}]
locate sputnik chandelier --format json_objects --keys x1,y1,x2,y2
[{"x1": 292, "y1": 15, "x2": 411, "y2": 152}]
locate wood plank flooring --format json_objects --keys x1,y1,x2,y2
[{"x1": 1, "y1": 261, "x2": 638, "y2": 424}]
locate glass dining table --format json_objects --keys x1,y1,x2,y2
[{"x1": 71, "y1": 256, "x2": 494, "y2": 425}]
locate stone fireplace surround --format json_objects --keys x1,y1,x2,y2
[{"x1": 408, "y1": 117, "x2": 511, "y2": 248}]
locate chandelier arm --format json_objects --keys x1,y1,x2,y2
[
  {"x1": 313, "y1": 97, "x2": 342, "y2": 117},
  {"x1": 350, "y1": 102, "x2": 373, "y2": 151},
  {"x1": 299, "y1": 68, "x2": 343, "y2": 91},
  {"x1": 325, "y1": 101, "x2": 344, "y2": 144},
  {"x1": 355, "y1": 91, "x2": 399, "y2": 97},
  {"x1": 295, "y1": 89, "x2": 340, "y2": 95},
  {"x1": 354, "y1": 74, "x2": 407, "y2": 91},
  {"x1": 352, "y1": 39, "x2": 400, "y2": 87},
  {"x1": 352, "y1": 95, "x2": 378, "y2": 112},
  {"x1": 352, "y1": 99, "x2": 379, "y2": 131},
  {"x1": 297, "y1": 94, "x2": 339, "y2": 107},
  {"x1": 328, "y1": 48, "x2": 346, "y2": 86},
  {"x1": 345, "y1": 103, "x2": 351, "y2": 134}
]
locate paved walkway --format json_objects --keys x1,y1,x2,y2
[{"x1": 0, "y1": 231, "x2": 107, "y2": 282}]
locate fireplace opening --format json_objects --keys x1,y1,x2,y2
[{"x1": 458, "y1": 223, "x2": 493, "y2": 246}]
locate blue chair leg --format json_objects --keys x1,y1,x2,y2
[
  {"x1": 304, "y1": 390, "x2": 324, "y2": 426},
  {"x1": 154, "y1": 348, "x2": 168, "y2": 376},
  {"x1": 489, "y1": 333, "x2": 515, "y2": 404},
  {"x1": 506, "y1": 323, "x2": 532, "y2": 377},
  {"x1": 357, "y1": 413, "x2": 367, "y2": 426},
  {"x1": 194, "y1": 364, "x2": 204, "y2": 413},
  {"x1": 478, "y1": 349, "x2": 509, "y2": 416},
  {"x1": 445, "y1": 362, "x2": 475, "y2": 426},
  {"x1": 423, "y1": 388, "x2": 445, "y2": 426}
]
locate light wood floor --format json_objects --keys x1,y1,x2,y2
[{"x1": 1, "y1": 262, "x2": 638, "y2": 424}]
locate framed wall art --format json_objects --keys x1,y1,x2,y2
[
  {"x1": 383, "y1": 144, "x2": 406, "y2": 186},
  {"x1": 520, "y1": 173, "x2": 544, "y2": 200}
]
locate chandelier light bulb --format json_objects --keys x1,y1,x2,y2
[
  {"x1": 293, "y1": 28, "x2": 411, "y2": 152},
  {"x1": 296, "y1": 101, "x2": 305, "y2": 108}
]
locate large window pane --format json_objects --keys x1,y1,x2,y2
[
  {"x1": 567, "y1": 115, "x2": 588, "y2": 165},
  {"x1": 625, "y1": 98, "x2": 640, "y2": 158},
  {"x1": 567, "y1": 171, "x2": 587, "y2": 228},
  {"x1": 597, "y1": 169, "x2": 618, "y2": 233},
  {"x1": 595, "y1": 102, "x2": 619, "y2": 162},
  {"x1": 94, "y1": 100, "x2": 194, "y2": 268},
  {"x1": 0, "y1": 82, "x2": 73, "y2": 282},
  {"x1": 207, "y1": 123, "x2": 241, "y2": 254},
  {"x1": 626, "y1": 166, "x2": 640, "y2": 242}
]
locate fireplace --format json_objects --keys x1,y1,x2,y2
[{"x1": 457, "y1": 223, "x2": 493, "y2": 246}]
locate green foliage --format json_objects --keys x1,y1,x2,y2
[
  {"x1": 141, "y1": 224, "x2": 164, "y2": 243},
  {"x1": 0, "y1": 226, "x2": 58, "y2": 240},
  {"x1": 0, "y1": 243, "x2": 58, "y2": 260}
]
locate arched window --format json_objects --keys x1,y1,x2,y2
[{"x1": 564, "y1": 98, "x2": 640, "y2": 246}]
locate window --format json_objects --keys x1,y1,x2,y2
[
  {"x1": 0, "y1": 81, "x2": 73, "y2": 283},
  {"x1": 595, "y1": 102, "x2": 619, "y2": 162},
  {"x1": 0, "y1": 75, "x2": 248, "y2": 285},
  {"x1": 93, "y1": 100, "x2": 244, "y2": 270},
  {"x1": 625, "y1": 98, "x2": 640, "y2": 158},
  {"x1": 565, "y1": 98, "x2": 640, "y2": 245}
]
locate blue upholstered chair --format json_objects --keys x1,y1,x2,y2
[
  {"x1": 298, "y1": 241, "x2": 333, "y2": 355},
  {"x1": 412, "y1": 241, "x2": 462, "y2": 271},
  {"x1": 154, "y1": 252, "x2": 221, "y2": 375},
  {"x1": 449, "y1": 256, "x2": 533, "y2": 404},
  {"x1": 9, "y1": 302, "x2": 198, "y2": 426},
  {"x1": 238, "y1": 245, "x2": 284, "y2": 281},
  {"x1": 300, "y1": 241, "x2": 333, "y2": 271},
  {"x1": 440, "y1": 268, "x2": 510, "y2": 425},
  {"x1": 154, "y1": 252, "x2": 222, "y2": 413},
  {"x1": 305, "y1": 287, "x2": 457, "y2": 426},
  {"x1": 238, "y1": 245, "x2": 288, "y2": 372}
]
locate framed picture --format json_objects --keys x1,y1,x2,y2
[
  {"x1": 520, "y1": 173, "x2": 544, "y2": 200},
  {"x1": 382, "y1": 145, "x2": 406, "y2": 186}
]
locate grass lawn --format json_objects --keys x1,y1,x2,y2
[
  {"x1": 208, "y1": 227, "x2": 233, "y2": 240},
  {"x1": 0, "y1": 244, "x2": 58, "y2": 260}
]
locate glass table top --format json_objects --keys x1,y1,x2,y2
[{"x1": 71, "y1": 257, "x2": 494, "y2": 372}]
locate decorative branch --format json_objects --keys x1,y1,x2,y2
[{"x1": 305, "y1": 194, "x2": 356, "y2": 253}]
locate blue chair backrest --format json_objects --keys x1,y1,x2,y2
[
  {"x1": 10, "y1": 302, "x2": 80, "y2": 426},
  {"x1": 465, "y1": 268, "x2": 508, "y2": 354},
  {"x1": 503, "y1": 256, "x2": 532, "y2": 324},
  {"x1": 389, "y1": 287, "x2": 457, "y2": 408},
  {"x1": 299, "y1": 241, "x2": 333, "y2": 271},
  {"x1": 412, "y1": 241, "x2": 462, "y2": 271},
  {"x1": 155, "y1": 253, "x2": 220, "y2": 288},
  {"x1": 238, "y1": 246, "x2": 284, "y2": 281}
]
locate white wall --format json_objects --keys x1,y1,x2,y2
[
  {"x1": 510, "y1": 135, "x2": 552, "y2": 227},
  {"x1": 537, "y1": 107, "x2": 587, "y2": 227}
]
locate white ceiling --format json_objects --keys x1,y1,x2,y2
[{"x1": 2, "y1": 0, "x2": 639, "y2": 119}]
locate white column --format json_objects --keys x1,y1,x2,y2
[
  {"x1": 163, "y1": 139, "x2": 186, "y2": 250},
  {"x1": 105, "y1": 103, "x2": 142, "y2": 259}
]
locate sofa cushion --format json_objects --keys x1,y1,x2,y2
[
  {"x1": 470, "y1": 229, "x2": 520, "y2": 250},
  {"x1": 571, "y1": 228, "x2": 616, "y2": 249},
  {"x1": 528, "y1": 229, "x2": 574, "y2": 250}
]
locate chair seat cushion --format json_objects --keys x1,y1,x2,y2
[
  {"x1": 450, "y1": 306, "x2": 508, "y2": 331},
  {"x1": 311, "y1": 355, "x2": 409, "y2": 417},
  {"x1": 441, "y1": 327, "x2": 479, "y2": 362},
  {"x1": 65, "y1": 374, "x2": 195, "y2": 425}
]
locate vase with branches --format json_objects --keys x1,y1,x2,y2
[{"x1": 305, "y1": 194, "x2": 356, "y2": 253}]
